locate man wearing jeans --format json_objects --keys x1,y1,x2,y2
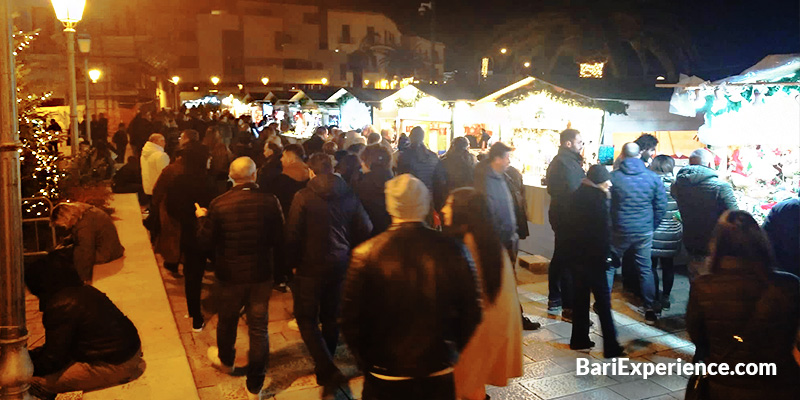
[
  {"x1": 610, "y1": 143, "x2": 667, "y2": 324},
  {"x1": 196, "y1": 157, "x2": 285, "y2": 400},
  {"x1": 286, "y1": 153, "x2": 372, "y2": 395}
]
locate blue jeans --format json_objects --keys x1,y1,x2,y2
[
  {"x1": 612, "y1": 232, "x2": 656, "y2": 310},
  {"x1": 216, "y1": 281, "x2": 272, "y2": 394}
]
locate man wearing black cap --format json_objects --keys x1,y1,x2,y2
[{"x1": 566, "y1": 165, "x2": 624, "y2": 358}]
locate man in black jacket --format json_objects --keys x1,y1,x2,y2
[
  {"x1": 196, "y1": 156, "x2": 284, "y2": 400},
  {"x1": 303, "y1": 126, "x2": 327, "y2": 156},
  {"x1": 341, "y1": 173, "x2": 481, "y2": 400},
  {"x1": 26, "y1": 254, "x2": 144, "y2": 398},
  {"x1": 671, "y1": 148, "x2": 738, "y2": 278},
  {"x1": 286, "y1": 153, "x2": 372, "y2": 393},
  {"x1": 544, "y1": 129, "x2": 585, "y2": 316},
  {"x1": 396, "y1": 126, "x2": 442, "y2": 191}
]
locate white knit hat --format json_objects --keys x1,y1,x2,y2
[{"x1": 385, "y1": 174, "x2": 430, "y2": 221}]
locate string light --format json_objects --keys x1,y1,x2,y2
[{"x1": 579, "y1": 62, "x2": 605, "y2": 79}]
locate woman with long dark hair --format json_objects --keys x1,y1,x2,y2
[
  {"x1": 649, "y1": 155, "x2": 682, "y2": 309},
  {"x1": 203, "y1": 126, "x2": 234, "y2": 196},
  {"x1": 687, "y1": 210, "x2": 800, "y2": 399},
  {"x1": 442, "y1": 187, "x2": 522, "y2": 400}
]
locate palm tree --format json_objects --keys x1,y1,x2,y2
[
  {"x1": 490, "y1": 0, "x2": 696, "y2": 80},
  {"x1": 380, "y1": 46, "x2": 426, "y2": 79}
]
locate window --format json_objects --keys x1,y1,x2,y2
[
  {"x1": 367, "y1": 26, "x2": 375, "y2": 38},
  {"x1": 340, "y1": 63, "x2": 347, "y2": 80},
  {"x1": 223, "y1": 30, "x2": 245, "y2": 76},
  {"x1": 340, "y1": 25, "x2": 351, "y2": 43},
  {"x1": 303, "y1": 12, "x2": 320, "y2": 24},
  {"x1": 178, "y1": 56, "x2": 199, "y2": 68},
  {"x1": 274, "y1": 32, "x2": 285, "y2": 51}
]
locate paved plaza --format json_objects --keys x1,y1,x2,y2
[{"x1": 26, "y1": 194, "x2": 693, "y2": 399}]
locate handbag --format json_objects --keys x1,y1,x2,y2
[{"x1": 685, "y1": 284, "x2": 776, "y2": 400}]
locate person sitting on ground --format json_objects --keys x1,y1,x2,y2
[
  {"x1": 112, "y1": 156, "x2": 144, "y2": 202},
  {"x1": 341, "y1": 174, "x2": 481, "y2": 400},
  {"x1": 687, "y1": 210, "x2": 800, "y2": 399},
  {"x1": 443, "y1": 188, "x2": 523, "y2": 400},
  {"x1": 566, "y1": 165, "x2": 624, "y2": 357},
  {"x1": 50, "y1": 202, "x2": 125, "y2": 283},
  {"x1": 26, "y1": 254, "x2": 143, "y2": 399}
]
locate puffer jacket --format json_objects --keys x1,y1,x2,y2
[
  {"x1": 610, "y1": 158, "x2": 667, "y2": 235},
  {"x1": 341, "y1": 223, "x2": 482, "y2": 377},
  {"x1": 652, "y1": 173, "x2": 682, "y2": 258},
  {"x1": 286, "y1": 173, "x2": 372, "y2": 276},
  {"x1": 687, "y1": 258, "x2": 800, "y2": 398},
  {"x1": 567, "y1": 181, "x2": 611, "y2": 265},
  {"x1": 474, "y1": 161, "x2": 517, "y2": 246},
  {"x1": 140, "y1": 141, "x2": 170, "y2": 195},
  {"x1": 28, "y1": 265, "x2": 140, "y2": 377},
  {"x1": 353, "y1": 167, "x2": 393, "y2": 236},
  {"x1": 432, "y1": 150, "x2": 476, "y2": 211},
  {"x1": 671, "y1": 165, "x2": 738, "y2": 255},
  {"x1": 197, "y1": 183, "x2": 284, "y2": 284},
  {"x1": 268, "y1": 162, "x2": 309, "y2": 220},
  {"x1": 545, "y1": 147, "x2": 585, "y2": 229},
  {"x1": 70, "y1": 204, "x2": 125, "y2": 282},
  {"x1": 396, "y1": 143, "x2": 442, "y2": 191},
  {"x1": 763, "y1": 198, "x2": 800, "y2": 276}
]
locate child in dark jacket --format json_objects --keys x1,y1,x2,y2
[{"x1": 567, "y1": 165, "x2": 623, "y2": 358}]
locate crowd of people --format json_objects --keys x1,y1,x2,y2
[{"x1": 24, "y1": 110, "x2": 800, "y2": 400}]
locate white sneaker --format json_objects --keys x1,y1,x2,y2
[
  {"x1": 287, "y1": 319, "x2": 299, "y2": 331},
  {"x1": 207, "y1": 346, "x2": 234, "y2": 374}
]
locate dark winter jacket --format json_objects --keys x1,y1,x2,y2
[
  {"x1": 256, "y1": 154, "x2": 283, "y2": 193},
  {"x1": 112, "y1": 158, "x2": 143, "y2": 195},
  {"x1": 687, "y1": 258, "x2": 800, "y2": 397},
  {"x1": 474, "y1": 161, "x2": 517, "y2": 246},
  {"x1": 610, "y1": 158, "x2": 667, "y2": 235},
  {"x1": 341, "y1": 223, "x2": 482, "y2": 377},
  {"x1": 286, "y1": 173, "x2": 372, "y2": 276},
  {"x1": 671, "y1": 165, "x2": 738, "y2": 255},
  {"x1": 545, "y1": 147, "x2": 585, "y2": 229},
  {"x1": 568, "y1": 181, "x2": 611, "y2": 266},
  {"x1": 652, "y1": 173, "x2": 683, "y2": 258},
  {"x1": 69, "y1": 204, "x2": 125, "y2": 282},
  {"x1": 166, "y1": 170, "x2": 215, "y2": 250},
  {"x1": 268, "y1": 162, "x2": 309, "y2": 220},
  {"x1": 353, "y1": 167, "x2": 394, "y2": 236},
  {"x1": 505, "y1": 166, "x2": 530, "y2": 240},
  {"x1": 128, "y1": 115, "x2": 153, "y2": 153},
  {"x1": 432, "y1": 150, "x2": 476, "y2": 211},
  {"x1": 303, "y1": 134, "x2": 325, "y2": 156},
  {"x1": 396, "y1": 143, "x2": 442, "y2": 191},
  {"x1": 197, "y1": 183, "x2": 285, "y2": 284},
  {"x1": 28, "y1": 265, "x2": 140, "y2": 376},
  {"x1": 763, "y1": 198, "x2": 800, "y2": 276}
]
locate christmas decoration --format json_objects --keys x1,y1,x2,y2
[{"x1": 496, "y1": 78, "x2": 628, "y2": 115}]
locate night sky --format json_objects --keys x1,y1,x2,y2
[{"x1": 343, "y1": 0, "x2": 800, "y2": 81}]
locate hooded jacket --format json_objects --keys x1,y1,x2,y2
[
  {"x1": 68, "y1": 203, "x2": 125, "y2": 281},
  {"x1": 433, "y1": 150, "x2": 476, "y2": 211},
  {"x1": 286, "y1": 173, "x2": 372, "y2": 276},
  {"x1": 762, "y1": 198, "x2": 800, "y2": 276},
  {"x1": 671, "y1": 165, "x2": 738, "y2": 255},
  {"x1": 610, "y1": 158, "x2": 667, "y2": 235},
  {"x1": 140, "y1": 141, "x2": 170, "y2": 195},
  {"x1": 26, "y1": 258, "x2": 140, "y2": 376}
]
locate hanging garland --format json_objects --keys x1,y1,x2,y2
[
  {"x1": 496, "y1": 79, "x2": 629, "y2": 115},
  {"x1": 704, "y1": 71, "x2": 800, "y2": 117}
]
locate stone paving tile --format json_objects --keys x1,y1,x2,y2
[
  {"x1": 551, "y1": 387, "x2": 627, "y2": 400},
  {"x1": 510, "y1": 360, "x2": 568, "y2": 382},
  {"x1": 670, "y1": 389, "x2": 686, "y2": 399},
  {"x1": 485, "y1": 383, "x2": 542, "y2": 400},
  {"x1": 519, "y1": 371, "x2": 617, "y2": 399},
  {"x1": 648, "y1": 374, "x2": 689, "y2": 392},
  {"x1": 607, "y1": 380, "x2": 671, "y2": 400}
]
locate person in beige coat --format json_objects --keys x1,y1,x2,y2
[{"x1": 442, "y1": 187, "x2": 523, "y2": 400}]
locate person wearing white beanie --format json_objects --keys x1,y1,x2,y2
[
  {"x1": 341, "y1": 173, "x2": 482, "y2": 400},
  {"x1": 385, "y1": 174, "x2": 430, "y2": 223}
]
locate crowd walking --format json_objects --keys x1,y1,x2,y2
[{"x1": 25, "y1": 107, "x2": 800, "y2": 400}]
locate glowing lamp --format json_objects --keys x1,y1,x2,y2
[
  {"x1": 523, "y1": 61, "x2": 531, "y2": 68},
  {"x1": 211, "y1": 76, "x2": 220, "y2": 85},
  {"x1": 170, "y1": 76, "x2": 180, "y2": 85},
  {"x1": 261, "y1": 77, "x2": 269, "y2": 85},
  {"x1": 88, "y1": 69, "x2": 101, "y2": 83},
  {"x1": 50, "y1": 0, "x2": 86, "y2": 28},
  {"x1": 500, "y1": 48, "x2": 507, "y2": 54},
  {"x1": 364, "y1": 79, "x2": 370, "y2": 86},
  {"x1": 579, "y1": 62, "x2": 604, "y2": 79},
  {"x1": 321, "y1": 78, "x2": 328, "y2": 85}
]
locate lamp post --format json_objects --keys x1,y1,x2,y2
[
  {"x1": 77, "y1": 33, "x2": 91, "y2": 145},
  {"x1": 0, "y1": 0, "x2": 34, "y2": 397},
  {"x1": 419, "y1": 2, "x2": 436, "y2": 82},
  {"x1": 170, "y1": 76, "x2": 180, "y2": 109},
  {"x1": 50, "y1": 0, "x2": 85, "y2": 156}
]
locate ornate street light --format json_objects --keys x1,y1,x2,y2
[
  {"x1": 211, "y1": 76, "x2": 220, "y2": 85},
  {"x1": 88, "y1": 69, "x2": 101, "y2": 83},
  {"x1": 77, "y1": 33, "x2": 92, "y2": 143},
  {"x1": 51, "y1": 0, "x2": 86, "y2": 154},
  {"x1": 321, "y1": 78, "x2": 328, "y2": 85},
  {"x1": 261, "y1": 77, "x2": 269, "y2": 85}
]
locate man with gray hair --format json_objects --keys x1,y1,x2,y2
[
  {"x1": 196, "y1": 156, "x2": 284, "y2": 400},
  {"x1": 140, "y1": 133, "x2": 169, "y2": 198},
  {"x1": 672, "y1": 148, "x2": 738, "y2": 278}
]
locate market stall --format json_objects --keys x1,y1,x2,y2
[
  {"x1": 666, "y1": 54, "x2": 800, "y2": 222},
  {"x1": 376, "y1": 86, "x2": 452, "y2": 154}
]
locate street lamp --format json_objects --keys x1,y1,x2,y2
[
  {"x1": 363, "y1": 79, "x2": 370, "y2": 87},
  {"x1": 51, "y1": 0, "x2": 86, "y2": 155},
  {"x1": 321, "y1": 78, "x2": 328, "y2": 85},
  {"x1": 76, "y1": 33, "x2": 92, "y2": 144},
  {"x1": 500, "y1": 48, "x2": 508, "y2": 54},
  {"x1": 524, "y1": 61, "x2": 531, "y2": 68},
  {"x1": 89, "y1": 69, "x2": 101, "y2": 83},
  {"x1": 261, "y1": 77, "x2": 269, "y2": 85},
  {"x1": 211, "y1": 76, "x2": 220, "y2": 85},
  {"x1": 170, "y1": 76, "x2": 180, "y2": 85}
]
